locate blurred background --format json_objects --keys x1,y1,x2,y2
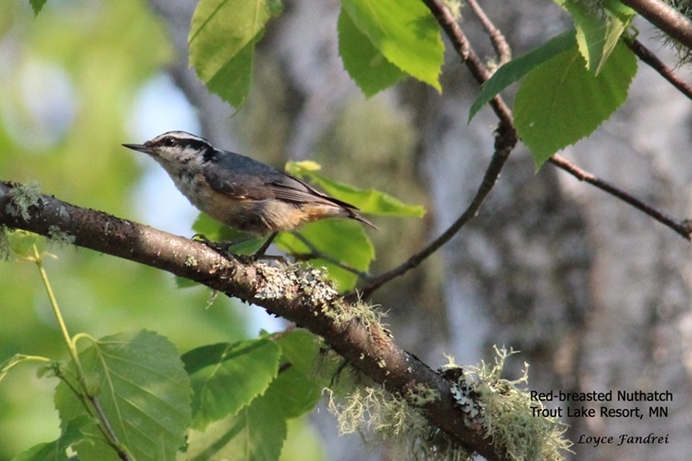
[{"x1": 1, "y1": 1, "x2": 691, "y2": 460}]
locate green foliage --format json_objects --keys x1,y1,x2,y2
[
  {"x1": 286, "y1": 161, "x2": 426, "y2": 217},
  {"x1": 189, "y1": 0, "x2": 281, "y2": 108},
  {"x1": 188, "y1": 0, "x2": 444, "y2": 104},
  {"x1": 54, "y1": 331, "x2": 192, "y2": 461},
  {"x1": 276, "y1": 219, "x2": 373, "y2": 291},
  {"x1": 281, "y1": 160, "x2": 425, "y2": 291},
  {"x1": 29, "y1": 0, "x2": 48, "y2": 16},
  {"x1": 5, "y1": 230, "x2": 40, "y2": 259},
  {"x1": 187, "y1": 390, "x2": 288, "y2": 461},
  {"x1": 339, "y1": 0, "x2": 444, "y2": 92},
  {"x1": 270, "y1": 330, "x2": 324, "y2": 418},
  {"x1": 471, "y1": 3, "x2": 636, "y2": 167},
  {"x1": 469, "y1": 31, "x2": 577, "y2": 121},
  {"x1": 514, "y1": 40, "x2": 637, "y2": 168},
  {"x1": 192, "y1": 213, "x2": 265, "y2": 255},
  {"x1": 337, "y1": 8, "x2": 407, "y2": 97},
  {"x1": 14, "y1": 329, "x2": 327, "y2": 461},
  {"x1": 183, "y1": 339, "x2": 281, "y2": 429},
  {"x1": 555, "y1": 0, "x2": 635, "y2": 74},
  {"x1": 3, "y1": 245, "x2": 327, "y2": 461},
  {"x1": 184, "y1": 330, "x2": 327, "y2": 461}
]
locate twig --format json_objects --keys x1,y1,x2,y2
[
  {"x1": 620, "y1": 0, "x2": 692, "y2": 52},
  {"x1": 88, "y1": 396, "x2": 132, "y2": 461},
  {"x1": 354, "y1": 0, "x2": 692, "y2": 300},
  {"x1": 424, "y1": 0, "x2": 692, "y2": 241},
  {"x1": 289, "y1": 232, "x2": 372, "y2": 281},
  {"x1": 0, "y1": 181, "x2": 505, "y2": 460},
  {"x1": 624, "y1": 37, "x2": 692, "y2": 100},
  {"x1": 345, "y1": 1, "x2": 518, "y2": 299},
  {"x1": 467, "y1": 0, "x2": 512, "y2": 65},
  {"x1": 549, "y1": 154, "x2": 692, "y2": 239},
  {"x1": 422, "y1": 0, "x2": 514, "y2": 124},
  {"x1": 352, "y1": 119, "x2": 517, "y2": 300}
]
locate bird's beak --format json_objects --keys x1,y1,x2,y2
[{"x1": 122, "y1": 143, "x2": 151, "y2": 154}]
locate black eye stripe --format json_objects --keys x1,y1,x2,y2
[
  {"x1": 158, "y1": 137, "x2": 210, "y2": 151},
  {"x1": 185, "y1": 139, "x2": 211, "y2": 151}
]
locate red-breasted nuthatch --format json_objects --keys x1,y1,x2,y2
[{"x1": 123, "y1": 131, "x2": 375, "y2": 238}]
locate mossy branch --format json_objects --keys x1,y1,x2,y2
[{"x1": 0, "y1": 180, "x2": 510, "y2": 460}]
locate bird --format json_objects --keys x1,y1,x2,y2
[{"x1": 123, "y1": 131, "x2": 375, "y2": 253}]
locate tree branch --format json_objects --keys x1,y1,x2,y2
[
  {"x1": 346, "y1": 0, "x2": 519, "y2": 299},
  {"x1": 549, "y1": 155, "x2": 692, "y2": 239},
  {"x1": 624, "y1": 36, "x2": 692, "y2": 100},
  {"x1": 467, "y1": 0, "x2": 512, "y2": 65},
  {"x1": 419, "y1": 0, "x2": 692, "y2": 242},
  {"x1": 620, "y1": 0, "x2": 692, "y2": 51},
  {"x1": 353, "y1": 119, "x2": 517, "y2": 299},
  {"x1": 289, "y1": 232, "x2": 372, "y2": 281},
  {"x1": 0, "y1": 180, "x2": 507, "y2": 461}
]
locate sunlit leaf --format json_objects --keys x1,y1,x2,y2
[
  {"x1": 270, "y1": 330, "x2": 323, "y2": 418},
  {"x1": 6, "y1": 230, "x2": 39, "y2": 258},
  {"x1": 191, "y1": 212, "x2": 265, "y2": 255},
  {"x1": 29, "y1": 0, "x2": 48, "y2": 16},
  {"x1": 338, "y1": 8, "x2": 406, "y2": 97},
  {"x1": 275, "y1": 219, "x2": 373, "y2": 290},
  {"x1": 286, "y1": 161, "x2": 425, "y2": 217},
  {"x1": 54, "y1": 331, "x2": 192, "y2": 461},
  {"x1": 469, "y1": 31, "x2": 576, "y2": 121},
  {"x1": 182, "y1": 339, "x2": 281, "y2": 430},
  {"x1": 340, "y1": 0, "x2": 444, "y2": 91},
  {"x1": 514, "y1": 40, "x2": 636, "y2": 169},
  {"x1": 189, "y1": 0, "x2": 279, "y2": 108},
  {"x1": 556, "y1": 0, "x2": 634, "y2": 74},
  {"x1": 186, "y1": 391, "x2": 287, "y2": 461}
]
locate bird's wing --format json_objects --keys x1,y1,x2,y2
[
  {"x1": 203, "y1": 154, "x2": 281, "y2": 201},
  {"x1": 204, "y1": 152, "x2": 358, "y2": 209},
  {"x1": 204, "y1": 154, "x2": 377, "y2": 228},
  {"x1": 269, "y1": 174, "x2": 358, "y2": 210}
]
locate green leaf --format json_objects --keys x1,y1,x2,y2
[
  {"x1": 206, "y1": 37, "x2": 256, "y2": 108},
  {"x1": 10, "y1": 415, "x2": 90, "y2": 461},
  {"x1": 6, "y1": 230, "x2": 39, "y2": 258},
  {"x1": 189, "y1": 0, "x2": 277, "y2": 108},
  {"x1": 338, "y1": 8, "x2": 406, "y2": 97},
  {"x1": 514, "y1": 40, "x2": 637, "y2": 169},
  {"x1": 182, "y1": 339, "x2": 281, "y2": 430},
  {"x1": 184, "y1": 331, "x2": 320, "y2": 461},
  {"x1": 286, "y1": 161, "x2": 425, "y2": 217},
  {"x1": 556, "y1": 0, "x2": 634, "y2": 74},
  {"x1": 469, "y1": 31, "x2": 577, "y2": 121},
  {"x1": 29, "y1": 0, "x2": 48, "y2": 16},
  {"x1": 340, "y1": 0, "x2": 444, "y2": 91},
  {"x1": 186, "y1": 391, "x2": 287, "y2": 461},
  {"x1": 54, "y1": 331, "x2": 192, "y2": 461},
  {"x1": 275, "y1": 219, "x2": 373, "y2": 290},
  {"x1": 270, "y1": 330, "x2": 323, "y2": 418},
  {"x1": 192, "y1": 213, "x2": 266, "y2": 255}
]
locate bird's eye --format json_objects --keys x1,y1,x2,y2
[{"x1": 163, "y1": 137, "x2": 176, "y2": 147}]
